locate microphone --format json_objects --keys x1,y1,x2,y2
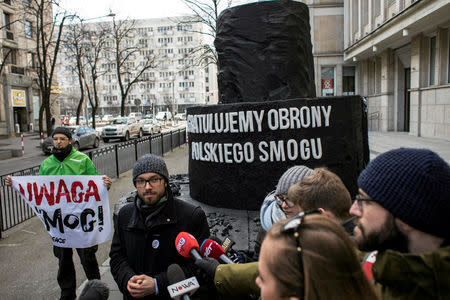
[
  {"x1": 199, "y1": 239, "x2": 234, "y2": 264},
  {"x1": 216, "y1": 236, "x2": 246, "y2": 263},
  {"x1": 175, "y1": 232, "x2": 202, "y2": 260},
  {"x1": 221, "y1": 236, "x2": 236, "y2": 254},
  {"x1": 167, "y1": 264, "x2": 200, "y2": 300}
]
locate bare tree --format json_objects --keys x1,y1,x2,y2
[
  {"x1": 176, "y1": 0, "x2": 233, "y2": 66},
  {"x1": 61, "y1": 21, "x2": 88, "y2": 126},
  {"x1": 25, "y1": 0, "x2": 74, "y2": 135},
  {"x1": 82, "y1": 25, "x2": 110, "y2": 127},
  {"x1": 110, "y1": 18, "x2": 157, "y2": 116}
]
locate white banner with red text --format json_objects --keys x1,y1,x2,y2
[{"x1": 11, "y1": 175, "x2": 111, "y2": 248}]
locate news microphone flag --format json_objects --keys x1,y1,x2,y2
[
  {"x1": 200, "y1": 239, "x2": 234, "y2": 264},
  {"x1": 167, "y1": 264, "x2": 199, "y2": 300},
  {"x1": 175, "y1": 232, "x2": 202, "y2": 260}
]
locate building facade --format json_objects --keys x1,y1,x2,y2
[
  {"x1": 57, "y1": 16, "x2": 218, "y2": 118},
  {"x1": 305, "y1": 0, "x2": 357, "y2": 98},
  {"x1": 1, "y1": 0, "x2": 40, "y2": 135},
  {"x1": 344, "y1": 0, "x2": 450, "y2": 139}
]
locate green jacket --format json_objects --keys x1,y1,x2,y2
[
  {"x1": 39, "y1": 147, "x2": 98, "y2": 176},
  {"x1": 373, "y1": 246, "x2": 450, "y2": 299},
  {"x1": 214, "y1": 262, "x2": 259, "y2": 296}
]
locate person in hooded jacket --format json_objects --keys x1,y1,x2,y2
[
  {"x1": 109, "y1": 154, "x2": 210, "y2": 299},
  {"x1": 253, "y1": 165, "x2": 313, "y2": 259}
]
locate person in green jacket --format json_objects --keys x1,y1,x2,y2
[
  {"x1": 6, "y1": 126, "x2": 112, "y2": 300},
  {"x1": 350, "y1": 148, "x2": 450, "y2": 299}
]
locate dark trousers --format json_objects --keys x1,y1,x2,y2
[{"x1": 53, "y1": 245, "x2": 100, "y2": 300}]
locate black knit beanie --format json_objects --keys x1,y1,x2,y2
[
  {"x1": 358, "y1": 148, "x2": 450, "y2": 238},
  {"x1": 132, "y1": 154, "x2": 169, "y2": 186},
  {"x1": 52, "y1": 127, "x2": 72, "y2": 139}
]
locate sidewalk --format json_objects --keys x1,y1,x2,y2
[{"x1": 0, "y1": 131, "x2": 448, "y2": 299}]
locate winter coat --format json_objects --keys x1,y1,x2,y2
[
  {"x1": 254, "y1": 191, "x2": 286, "y2": 259},
  {"x1": 39, "y1": 147, "x2": 98, "y2": 175},
  {"x1": 373, "y1": 245, "x2": 450, "y2": 299},
  {"x1": 109, "y1": 191, "x2": 210, "y2": 299},
  {"x1": 214, "y1": 262, "x2": 259, "y2": 297}
]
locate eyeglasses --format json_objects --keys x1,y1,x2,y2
[
  {"x1": 280, "y1": 210, "x2": 320, "y2": 276},
  {"x1": 275, "y1": 195, "x2": 295, "y2": 208},
  {"x1": 135, "y1": 177, "x2": 163, "y2": 188},
  {"x1": 52, "y1": 137, "x2": 69, "y2": 142},
  {"x1": 354, "y1": 195, "x2": 372, "y2": 212}
]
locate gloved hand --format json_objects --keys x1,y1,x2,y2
[{"x1": 194, "y1": 257, "x2": 220, "y2": 279}]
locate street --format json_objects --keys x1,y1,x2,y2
[{"x1": 0, "y1": 123, "x2": 186, "y2": 176}]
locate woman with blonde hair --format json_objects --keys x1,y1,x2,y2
[{"x1": 256, "y1": 213, "x2": 378, "y2": 300}]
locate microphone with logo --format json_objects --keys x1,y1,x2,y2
[
  {"x1": 175, "y1": 232, "x2": 202, "y2": 260},
  {"x1": 167, "y1": 264, "x2": 200, "y2": 300},
  {"x1": 218, "y1": 236, "x2": 249, "y2": 263},
  {"x1": 199, "y1": 239, "x2": 234, "y2": 264}
]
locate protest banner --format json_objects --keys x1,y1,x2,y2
[{"x1": 11, "y1": 175, "x2": 111, "y2": 248}]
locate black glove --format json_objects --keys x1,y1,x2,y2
[{"x1": 194, "y1": 257, "x2": 220, "y2": 279}]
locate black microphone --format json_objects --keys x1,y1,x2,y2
[
  {"x1": 167, "y1": 264, "x2": 200, "y2": 300},
  {"x1": 221, "y1": 236, "x2": 247, "y2": 263}
]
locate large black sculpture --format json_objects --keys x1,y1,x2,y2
[
  {"x1": 187, "y1": 1, "x2": 368, "y2": 210},
  {"x1": 215, "y1": 1, "x2": 316, "y2": 103}
]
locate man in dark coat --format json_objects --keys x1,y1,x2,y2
[
  {"x1": 110, "y1": 154, "x2": 210, "y2": 299},
  {"x1": 350, "y1": 148, "x2": 450, "y2": 299}
]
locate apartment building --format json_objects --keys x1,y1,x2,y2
[
  {"x1": 344, "y1": 0, "x2": 450, "y2": 139},
  {"x1": 57, "y1": 16, "x2": 218, "y2": 118},
  {"x1": 0, "y1": 0, "x2": 42, "y2": 135}
]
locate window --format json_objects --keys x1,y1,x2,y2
[
  {"x1": 429, "y1": 36, "x2": 436, "y2": 86},
  {"x1": 25, "y1": 21, "x2": 32, "y2": 38},
  {"x1": 343, "y1": 66, "x2": 355, "y2": 95},
  {"x1": 27, "y1": 52, "x2": 36, "y2": 68},
  {"x1": 352, "y1": 0, "x2": 358, "y2": 34},
  {"x1": 3, "y1": 47, "x2": 17, "y2": 65},
  {"x1": 321, "y1": 67, "x2": 335, "y2": 96},
  {"x1": 3, "y1": 13, "x2": 11, "y2": 30}
]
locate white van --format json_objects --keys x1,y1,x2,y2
[
  {"x1": 155, "y1": 111, "x2": 172, "y2": 121},
  {"x1": 128, "y1": 112, "x2": 141, "y2": 121}
]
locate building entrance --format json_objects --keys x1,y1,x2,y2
[{"x1": 13, "y1": 107, "x2": 28, "y2": 133}]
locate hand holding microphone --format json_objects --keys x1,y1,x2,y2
[
  {"x1": 200, "y1": 239, "x2": 234, "y2": 264},
  {"x1": 175, "y1": 232, "x2": 202, "y2": 260}
]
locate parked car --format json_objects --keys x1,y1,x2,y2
[
  {"x1": 101, "y1": 114, "x2": 114, "y2": 123},
  {"x1": 174, "y1": 113, "x2": 186, "y2": 120},
  {"x1": 101, "y1": 117, "x2": 143, "y2": 142},
  {"x1": 140, "y1": 119, "x2": 162, "y2": 135},
  {"x1": 60, "y1": 115, "x2": 70, "y2": 125},
  {"x1": 128, "y1": 112, "x2": 142, "y2": 121},
  {"x1": 41, "y1": 125, "x2": 100, "y2": 154},
  {"x1": 155, "y1": 111, "x2": 172, "y2": 122},
  {"x1": 68, "y1": 116, "x2": 86, "y2": 126}
]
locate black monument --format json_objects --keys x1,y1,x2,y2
[{"x1": 187, "y1": 1, "x2": 368, "y2": 210}]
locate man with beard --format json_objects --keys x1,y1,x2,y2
[
  {"x1": 350, "y1": 148, "x2": 450, "y2": 299},
  {"x1": 109, "y1": 154, "x2": 210, "y2": 299},
  {"x1": 6, "y1": 126, "x2": 112, "y2": 300}
]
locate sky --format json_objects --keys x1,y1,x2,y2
[{"x1": 58, "y1": 0, "x2": 252, "y2": 21}]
